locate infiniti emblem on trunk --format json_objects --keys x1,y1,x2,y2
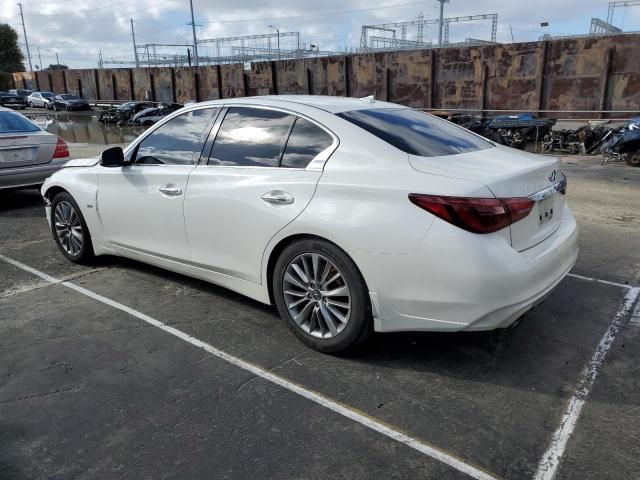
[{"x1": 548, "y1": 170, "x2": 557, "y2": 182}]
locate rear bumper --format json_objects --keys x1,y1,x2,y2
[
  {"x1": 365, "y1": 207, "x2": 579, "y2": 332},
  {"x1": 0, "y1": 160, "x2": 69, "y2": 190}
]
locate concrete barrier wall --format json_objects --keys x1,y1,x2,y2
[{"x1": 16, "y1": 34, "x2": 640, "y2": 117}]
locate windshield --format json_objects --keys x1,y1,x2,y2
[
  {"x1": 41, "y1": 92, "x2": 54, "y2": 98},
  {"x1": 0, "y1": 112, "x2": 41, "y2": 133},
  {"x1": 336, "y1": 108, "x2": 492, "y2": 157},
  {"x1": 60, "y1": 95, "x2": 79, "y2": 100}
]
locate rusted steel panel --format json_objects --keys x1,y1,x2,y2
[
  {"x1": 388, "y1": 49, "x2": 432, "y2": 108},
  {"x1": 433, "y1": 46, "x2": 483, "y2": 110},
  {"x1": 609, "y1": 73, "x2": 640, "y2": 115},
  {"x1": 246, "y1": 61, "x2": 273, "y2": 96},
  {"x1": 349, "y1": 52, "x2": 388, "y2": 99},
  {"x1": 304, "y1": 56, "x2": 347, "y2": 96},
  {"x1": 64, "y1": 69, "x2": 97, "y2": 98},
  {"x1": 194, "y1": 65, "x2": 220, "y2": 100},
  {"x1": 47, "y1": 70, "x2": 66, "y2": 94},
  {"x1": 219, "y1": 64, "x2": 244, "y2": 98},
  {"x1": 275, "y1": 59, "x2": 306, "y2": 94},
  {"x1": 131, "y1": 68, "x2": 151, "y2": 100},
  {"x1": 483, "y1": 42, "x2": 542, "y2": 112},
  {"x1": 11, "y1": 72, "x2": 35, "y2": 90},
  {"x1": 173, "y1": 67, "x2": 197, "y2": 104},
  {"x1": 96, "y1": 68, "x2": 130, "y2": 100}
]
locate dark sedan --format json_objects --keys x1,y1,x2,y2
[
  {"x1": 0, "y1": 91, "x2": 27, "y2": 110},
  {"x1": 52, "y1": 94, "x2": 91, "y2": 111}
]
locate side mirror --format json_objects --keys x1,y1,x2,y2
[{"x1": 100, "y1": 146, "x2": 125, "y2": 167}]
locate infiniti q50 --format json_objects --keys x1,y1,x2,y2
[{"x1": 41, "y1": 96, "x2": 578, "y2": 352}]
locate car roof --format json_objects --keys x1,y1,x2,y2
[{"x1": 194, "y1": 95, "x2": 406, "y2": 114}]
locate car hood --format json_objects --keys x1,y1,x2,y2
[{"x1": 62, "y1": 157, "x2": 100, "y2": 168}]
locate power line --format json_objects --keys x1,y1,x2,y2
[
  {"x1": 24, "y1": 0, "x2": 138, "y2": 17},
  {"x1": 22, "y1": 0, "x2": 177, "y2": 23},
  {"x1": 197, "y1": 1, "x2": 428, "y2": 24}
]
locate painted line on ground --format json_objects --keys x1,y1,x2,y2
[
  {"x1": 533, "y1": 285, "x2": 640, "y2": 480},
  {"x1": 567, "y1": 273, "x2": 633, "y2": 290},
  {"x1": 630, "y1": 301, "x2": 640, "y2": 328},
  {"x1": 0, "y1": 253, "x2": 500, "y2": 480}
]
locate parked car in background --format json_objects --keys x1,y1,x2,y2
[
  {"x1": 132, "y1": 102, "x2": 183, "y2": 126},
  {"x1": 0, "y1": 91, "x2": 27, "y2": 109},
  {"x1": 98, "y1": 101, "x2": 155, "y2": 125},
  {"x1": 52, "y1": 94, "x2": 91, "y2": 112},
  {"x1": 0, "y1": 106, "x2": 70, "y2": 190},
  {"x1": 41, "y1": 96, "x2": 578, "y2": 353},
  {"x1": 9, "y1": 89, "x2": 33, "y2": 98},
  {"x1": 27, "y1": 91, "x2": 56, "y2": 109}
]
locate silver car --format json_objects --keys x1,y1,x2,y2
[
  {"x1": 27, "y1": 91, "x2": 55, "y2": 109},
  {"x1": 0, "y1": 107, "x2": 70, "y2": 190}
]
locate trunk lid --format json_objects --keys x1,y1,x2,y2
[
  {"x1": 409, "y1": 145, "x2": 566, "y2": 251},
  {"x1": 0, "y1": 131, "x2": 57, "y2": 169}
]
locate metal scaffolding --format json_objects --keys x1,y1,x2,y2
[
  {"x1": 590, "y1": 17, "x2": 622, "y2": 34},
  {"x1": 359, "y1": 13, "x2": 499, "y2": 51},
  {"x1": 102, "y1": 32, "x2": 345, "y2": 67}
]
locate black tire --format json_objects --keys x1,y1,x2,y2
[
  {"x1": 50, "y1": 191, "x2": 94, "y2": 264},
  {"x1": 273, "y1": 238, "x2": 372, "y2": 353}
]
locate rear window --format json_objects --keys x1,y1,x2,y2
[
  {"x1": 336, "y1": 108, "x2": 492, "y2": 157},
  {"x1": 0, "y1": 112, "x2": 40, "y2": 133}
]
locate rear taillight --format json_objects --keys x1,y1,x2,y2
[
  {"x1": 408, "y1": 194, "x2": 535, "y2": 234},
  {"x1": 53, "y1": 137, "x2": 69, "y2": 159}
]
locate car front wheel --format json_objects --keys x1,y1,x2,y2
[
  {"x1": 50, "y1": 192, "x2": 94, "y2": 264},
  {"x1": 273, "y1": 238, "x2": 372, "y2": 353}
]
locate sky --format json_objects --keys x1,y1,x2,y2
[{"x1": 1, "y1": 0, "x2": 640, "y2": 69}]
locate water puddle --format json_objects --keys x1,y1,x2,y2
[{"x1": 26, "y1": 112, "x2": 146, "y2": 145}]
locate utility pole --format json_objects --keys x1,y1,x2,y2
[
  {"x1": 269, "y1": 25, "x2": 280, "y2": 59},
  {"x1": 437, "y1": 0, "x2": 450, "y2": 47},
  {"x1": 188, "y1": 0, "x2": 199, "y2": 66},
  {"x1": 37, "y1": 46, "x2": 43, "y2": 71},
  {"x1": 48, "y1": 49, "x2": 60, "y2": 69},
  {"x1": 17, "y1": 3, "x2": 33, "y2": 71},
  {"x1": 130, "y1": 19, "x2": 140, "y2": 68}
]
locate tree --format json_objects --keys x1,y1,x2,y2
[
  {"x1": 0, "y1": 24, "x2": 25, "y2": 73},
  {"x1": 46, "y1": 64, "x2": 68, "y2": 70}
]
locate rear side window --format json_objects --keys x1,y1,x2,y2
[
  {"x1": 281, "y1": 118, "x2": 334, "y2": 168},
  {"x1": 337, "y1": 108, "x2": 492, "y2": 157},
  {"x1": 134, "y1": 108, "x2": 217, "y2": 165},
  {"x1": 209, "y1": 107, "x2": 294, "y2": 167},
  {"x1": 0, "y1": 112, "x2": 40, "y2": 133}
]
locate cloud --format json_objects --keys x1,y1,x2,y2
[{"x1": 1, "y1": 0, "x2": 638, "y2": 69}]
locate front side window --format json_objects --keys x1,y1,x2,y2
[
  {"x1": 337, "y1": 108, "x2": 492, "y2": 157},
  {"x1": 209, "y1": 107, "x2": 295, "y2": 167},
  {"x1": 134, "y1": 108, "x2": 217, "y2": 165},
  {"x1": 281, "y1": 118, "x2": 334, "y2": 168}
]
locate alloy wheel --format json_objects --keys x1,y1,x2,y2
[
  {"x1": 283, "y1": 253, "x2": 352, "y2": 339},
  {"x1": 54, "y1": 201, "x2": 83, "y2": 256}
]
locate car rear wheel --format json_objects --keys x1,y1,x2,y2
[
  {"x1": 50, "y1": 192, "x2": 94, "y2": 264},
  {"x1": 273, "y1": 239, "x2": 372, "y2": 353}
]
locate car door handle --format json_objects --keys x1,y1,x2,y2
[
  {"x1": 261, "y1": 190, "x2": 294, "y2": 206},
  {"x1": 159, "y1": 184, "x2": 183, "y2": 196}
]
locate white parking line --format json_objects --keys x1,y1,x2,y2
[
  {"x1": 567, "y1": 273, "x2": 633, "y2": 290},
  {"x1": 533, "y1": 286, "x2": 640, "y2": 480},
  {"x1": 630, "y1": 301, "x2": 640, "y2": 328},
  {"x1": 0, "y1": 254, "x2": 499, "y2": 480}
]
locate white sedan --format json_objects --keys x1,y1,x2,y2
[{"x1": 41, "y1": 96, "x2": 578, "y2": 353}]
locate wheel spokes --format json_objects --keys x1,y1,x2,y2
[{"x1": 283, "y1": 252, "x2": 352, "y2": 339}]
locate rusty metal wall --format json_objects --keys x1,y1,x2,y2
[{"x1": 14, "y1": 34, "x2": 640, "y2": 117}]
